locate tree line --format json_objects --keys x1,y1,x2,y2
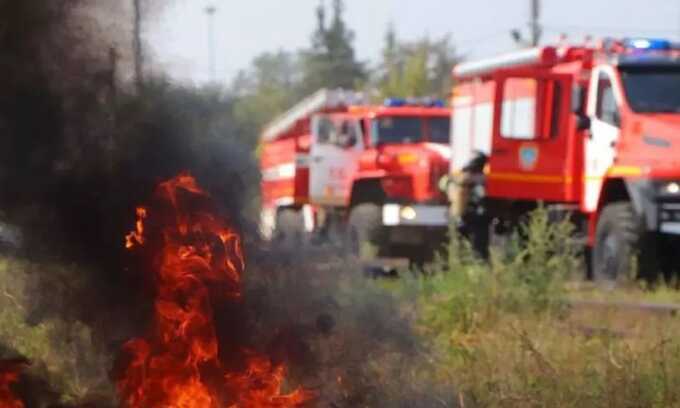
[{"x1": 227, "y1": 0, "x2": 459, "y2": 147}]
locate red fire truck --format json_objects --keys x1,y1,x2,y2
[
  {"x1": 449, "y1": 38, "x2": 680, "y2": 283},
  {"x1": 260, "y1": 89, "x2": 451, "y2": 258}
]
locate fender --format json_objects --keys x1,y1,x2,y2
[
  {"x1": 624, "y1": 178, "x2": 658, "y2": 231},
  {"x1": 589, "y1": 178, "x2": 656, "y2": 246},
  {"x1": 349, "y1": 177, "x2": 387, "y2": 207}
]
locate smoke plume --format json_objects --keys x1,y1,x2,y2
[{"x1": 0, "y1": 2, "x2": 453, "y2": 406}]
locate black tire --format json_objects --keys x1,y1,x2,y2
[
  {"x1": 592, "y1": 202, "x2": 658, "y2": 285},
  {"x1": 275, "y1": 208, "x2": 306, "y2": 247},
  {"x1": 347, "y1": 203, "x2": 387, "y2": 258}
]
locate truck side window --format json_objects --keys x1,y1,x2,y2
[
  {"x1": 596, "y1": 75, "x2": 620, "y2": 127},
  {"x1": 501, "y1": 78, "x2": 537, "y2": 140},
  {"x1": 548, "y1": 81, "x2": 563, "y2": 139},
  {"x1": 316, "y1": 117, "x2": 336, "y2": 144},
  {"x1": 336, "y1": 120, "x2": 360, "y2": 148}
]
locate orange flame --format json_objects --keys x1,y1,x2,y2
[
  {"x1": 0, "y1": 360, "x2": 26, "y2": 408},
  {"x1": 118, "y1": 173, "x2": 313, "y2": 408}
]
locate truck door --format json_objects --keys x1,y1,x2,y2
[
  {"x1": 487, "y1": 72, "x2": 573, "y2": 202},
  {"x1": 583, "y1": 68, "x2": 623, "y2": 212},
  {"x1": 310, "y1": 114, "x2": 364, "y2": 206}
]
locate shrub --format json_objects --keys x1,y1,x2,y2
[{"x1": 411, "y1": 207, "x2": 579, "y2": 340}]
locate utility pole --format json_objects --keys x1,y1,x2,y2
[
  {"x1": 529, "y1": 0, "x2": 542, "y2": 47},
  {"x1": 133, "y1": 0, "x2": 144, "y2": 91},
  {"x1": 205, "y1": 5, "x2": 217, "y2": 83},
  {"x1": 511, "y1": 0, "x2": 542, "y2": 47}
]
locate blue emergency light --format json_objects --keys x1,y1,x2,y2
[
  {"x1": 623, "y1": 38, "x2": 671, "y2": 51},
  {"x1": 384, "y1": 98, "x2": 407, "y2": 107},
  {"x1": 384, "y1": 98, "x2": 446, "y2": 108}
]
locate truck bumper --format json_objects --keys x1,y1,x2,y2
[
  {"x1": 382, "y1": 204, "x2": 449, "y2": 227},
  {"x1": 658, "y1": 202, "x2": 680, "y2": 235},
  {"x1": 626, "y1": 179, "x2": 680, "y2": 236}
]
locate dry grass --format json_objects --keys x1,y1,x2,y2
[{"x1": 390, "y1": 208, "x2": 680, "y2": 407}]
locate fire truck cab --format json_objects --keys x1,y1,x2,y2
[
  {"x1": 450, "y1": 38, "x2": 680, "y2": 282},
  {"x1": 260, "y1": 89, "x2": 451, "y2": 259}
]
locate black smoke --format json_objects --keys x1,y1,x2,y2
[{"x1": 0, "y1": 2, "x2": 453, "y2": 406}]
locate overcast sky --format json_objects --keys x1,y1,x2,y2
[{"x1": 147, "y1": 0, "x2": 680, "y2": 85}]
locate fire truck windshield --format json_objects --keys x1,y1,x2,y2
[
  {"x1": 372, "y1": 116, "x2": 450, "y2": 145},
  {"x1": 621, "y1": 67, "x2": 680, "y2": 113}
]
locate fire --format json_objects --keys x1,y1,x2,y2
[
  {"x1": 118, "y1": 173, "x2": 313, "y2": 408},
  {"x1": 0, "y1": 360, "x2": 26, "y2": 408}
]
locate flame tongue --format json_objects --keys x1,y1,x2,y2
[
  {"x1": 0, "y1": 360, "x2": 27, "y2": 408},
  {"x1": 118, "y1": 174, "x2": 312, "y2": 408}
]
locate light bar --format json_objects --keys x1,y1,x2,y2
[
  {"x1": 384, "y1": 98, "x2": 407, "y2": 107},
  {"x1": 624, "y1": 38, "x2": 671, "y2": 51},
  {"x1": 384, "y1": 98, "x2": 446, "y2": 108}
]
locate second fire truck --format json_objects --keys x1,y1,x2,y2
[
  {"x1": 449, "y1": 38, "x2": 680, "y2": 283},
  {"x1": 260, "y1": 89, "x2": 451, "y2": 259}
]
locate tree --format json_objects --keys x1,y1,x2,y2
[
  {"x1": 231, "y1": 51, "x2": 303, "y2": 145},
  {"x1": 300, "y1": 0, "x2": 366, "y2": 93},
  {"x1": 376, "y1": 29, "x2": 460, "y2": 99}
]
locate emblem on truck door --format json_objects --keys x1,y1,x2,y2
[{"x1": 519, "y1": 144, "x2": 539, "y2": 170}]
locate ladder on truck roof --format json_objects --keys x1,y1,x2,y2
[
  {"x1": 453, "y1": 47, "x2": 559, "y2": 80},
  {"x1": 261, "y1": 88, "x2": 365, "y2": 142}
]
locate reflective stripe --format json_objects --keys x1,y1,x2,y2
[
  {"x1": 262, "y1": 163, "x2": 296, "y2": 181},
  {"x1": 275, "y1": 197, "x2": 295, "y2": 206},
  {"x1": 607, "y1": 166, "x2": 644, "y2": 177},
  {"x1": 487, "y1": 172, "x2": 573, "y2": 184}
]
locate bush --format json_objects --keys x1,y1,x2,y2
[
  {"x1": 393, "y1": 207, "x2": 680, "y2": 407},
  {"x1": 411, "y1": 207, "x2": 578, "y2": 338}
]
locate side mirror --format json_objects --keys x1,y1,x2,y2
[{"x1": 576, "y1": 114, "x2": 591, "y2": 131}]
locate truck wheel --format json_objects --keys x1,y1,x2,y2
[
  {"x1": 347, "y1": 203, "x2": 387, "y2": 259},
  {"x1": 275, "y1": 209, "x2": 306, "y2": 247},
  {"x1": 593, "y1": 202, "x2": 658, "y2": 285}
]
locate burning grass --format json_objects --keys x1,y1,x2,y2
[
  {"x1": 0, "y1": 175, "x2": 450, "y2": 406},
  {"x1": 116, "y1": 173, "x2": 313, "y2": 407}
]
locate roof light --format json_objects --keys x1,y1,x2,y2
[
  {"x1": 384, "y1": 98, "x2": 407, "y2": 107},
  {"x1": 384, "y1": 98, "x2": 446, "y2": 108},
  {"x1": 624, "y1": 38, "x2": 671, "y2": 51}
]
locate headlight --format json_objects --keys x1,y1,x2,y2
[
  {"x1": 666, "y1": 182, "x2": 680, "y2": 195},
  {"x1": 659, "y1": 181, "x2": 680, "y2": 195},
  {"x1": 400, "y1": 206, "x2": 417, "y2": 221}
]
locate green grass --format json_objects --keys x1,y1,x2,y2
[
  {"x1": 389, "y1": 207, "x2": 680, "y2": 407},
  {"x1": 0, "y1": 257, "x2": 114, "y2": 404}
]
